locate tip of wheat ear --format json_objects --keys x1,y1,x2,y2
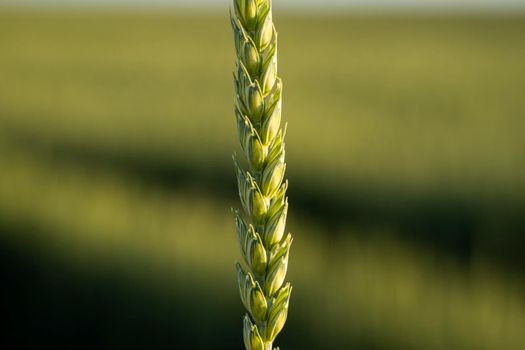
[{"x1": 231, "y1": 1, "x2": 292, "y2": 350}]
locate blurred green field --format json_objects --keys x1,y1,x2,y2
[
  {"x1": 1, "y1": 11, "x2": 525, "y2": 350},
  {"x1": 2, "y1": 13, "x2": 524, "y2": 197}
]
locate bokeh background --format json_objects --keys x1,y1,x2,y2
[{"x1": 1, "y1": 0, "x2": 525, "y2": 349}]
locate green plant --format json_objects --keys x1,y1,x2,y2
[{"x1": 231, "y1": 1, "x2": 291, "y2": 350}]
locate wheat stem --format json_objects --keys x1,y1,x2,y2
[{"x1": 231, "y1": 1, "x2": 292, "y2": 349}]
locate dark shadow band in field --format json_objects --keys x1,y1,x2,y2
[{"x1": 1, "y1": 125, "x2": 524, "y2": 271}]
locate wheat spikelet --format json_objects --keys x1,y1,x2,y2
[{"x1": 230, "y1": 1, "x2": 291, "y2": 349}]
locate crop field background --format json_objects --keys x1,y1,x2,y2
[{"x1": 1, "y1": 10, "x2": 525, "y2": 350}]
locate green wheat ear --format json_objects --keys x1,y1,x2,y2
[{"x1": 230, "y1": 1, "x2": 292, "y2": 350}]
